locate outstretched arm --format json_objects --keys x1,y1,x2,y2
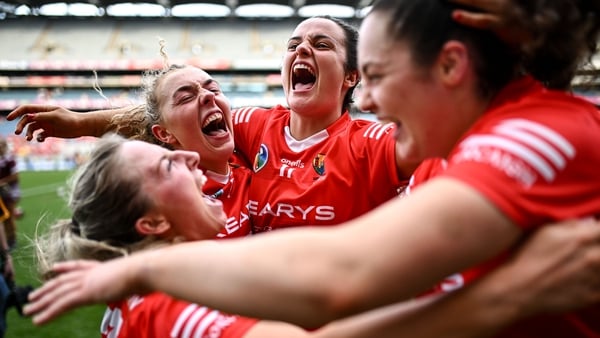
[
  {"x1": 313, "y1": 218, "x2": 600, "y2": 338},
  {"x1": 7, "y1": 104, "x2": 140, "y2": 141},
  {"x1": 24, "y1": 179, "x2": 522, "y2": 327},
  {"x1": 25, "y1": 217, "x2": 600, "y2": 337}
]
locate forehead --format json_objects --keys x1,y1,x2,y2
[
  {"x1": 158, "y1": 67, "x2": 213, "y2": 94},
  {"x1": 120, "y1": 141, "x2": 165, "y2": 174},
  {"x1": 291, "y1": 18, "x2": 346, "y2": 43},
  {"x1": 358, "y1": 13, "x2": 396, "y2": 66}
]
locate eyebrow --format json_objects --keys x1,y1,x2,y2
[
  {"x1": 361, "y1": 62, "x2": 372, "y2": 76},
  {"x1": 172, "y1": 79, "x2": 219, "y2": 99},
  {"x1": 288, "y1": 34, "x2": 335, "y2": 43},
  {"x1": 156, "y1": 154, "x2": 168, "y2": 175}
]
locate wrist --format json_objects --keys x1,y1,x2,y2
[
  {"x1": 81, "y1": 112, "x2": 105, "y2": 137},
  {"x1": 473, "y1": 264, "x2": 532, "y2": 326}
]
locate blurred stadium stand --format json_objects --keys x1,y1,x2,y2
[
  {"x1": 0, "y1": 1, "x2": 371, "y2": 169},
  {"x1": 0, "y1": 0, "x2": 596, "y2": 170},
  {"x1": 0, "y1": 1, "x2": 368, "y2": 115}
]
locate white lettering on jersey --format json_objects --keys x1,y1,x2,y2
[
  {"x1": 458, "y1": 147, "x2": 538, "y2": 186},
  {"x1": 457, "y1": 119, "x2": 575, "y2": 185},
  {"x1": 363, "y1": 122, "x2": 394, "y2": 140},
  {"x1": 247, "y1": 200, "x2": 258, "y2": 215},
  {"x1": 314, "y1": 206, "x2": 336, "y2": 220},
  {"x1": 439, "y1": 273, "x2": 465, "y2": 292},
  {"x1": 233, "y1": 107, "x2": 258, "y2": 125},
  {"x1": 101, "y1": 307, "x2": 123, "y2": 338},
  {"x1": 216, "y1": 212, "x2": 250, "y2": 238},
  {"x1": 249, "y1": 201, "x2": 335, "y2": 221},
  {"x1": 279, "y1": 164, "x2": 295, "y2": 178},
  {"x1": 280, "y1": 158, "x2": 305, "y2": 168}
]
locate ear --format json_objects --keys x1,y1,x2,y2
[
  {"x1": 436, "y1": 41, "x2": 469, "y2": 87},
  {"x1": 344, "y1": 70, "x2": 359, "y2": 89},
  {"x1": 135, "y1": 213, "x2": 170, "y2": 237},
  {"x1": 151, "y1": 124, "x2": 177, "y2": 145}
]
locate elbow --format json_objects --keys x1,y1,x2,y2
[{"x1": 313, "y1": 275, "x2": 373, "y2": 322}]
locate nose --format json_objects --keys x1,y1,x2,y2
[
  {"x1": 295, "y1": 41, "x2": 311, "y2": 57},
  {"x1": 198, "y1": 88, "x2": 215, "y2": 106},
  {"x1": 174, "y1": 150, "x2": 200, "y2": 169},
  {"x1": 357, "y1": 84, "x2": 374, "y2": 112}
]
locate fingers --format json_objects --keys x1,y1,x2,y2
[
  {"x1": 24, "y1": 260, "x2": 100, "y2": 325},
  {"x1": 11, "y1": 105, "x2": 58, "y2": 139},
  {"x1": 25, "y1": 122, "x2": 42, "y2": 142},
  {"x1": 451, "y1": 10, "x2": 502, "y2": 30},
  {"x1": 25, "y1": 277, "x2": 81, "y2": 325},
  {"x1": 14, "y1": 115, "x2": 48, "y2": 142},
  {"x1": 35, "y1": 131, "x2": 46, "y2": 143},
  {"x1": 15, "y1": 117, "x2": 48, "y2": 142},
  {"x1": 52, "y1": 260, "x2": 100, "y2": 272},
  {"x1": 13, "y1": 114, "x2": 35, "y2": 136},
  {"x1": 551, "y1": 217, "x2": 600, "y2": 244},
  {"x1": 7, "y1": 104, "x2": 57, "y2": 121},
  {"x1": 448, "y1": 0, "x2": 502, "y2": 11}
]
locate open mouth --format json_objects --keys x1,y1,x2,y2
[
  {"x1": 201, "y1": 112, "x2": 228, "y2": 136},
  {"x1": 292, "y1": 63, "x2": 316, "y2": 90}
]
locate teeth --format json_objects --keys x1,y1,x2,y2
[
  {"x1": 203, "y1": 113, "x2": 223, "y2": 128},
  {"x1": 293, "y1": 63, "x2": 315, "y2": 76}
]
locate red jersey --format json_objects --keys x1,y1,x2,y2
[
  {"x1": 203, "y1": 164, "x2": 252, "y2": 239},
  {"x1": 408, "y1": 77, "x2": 600, "y2": 337},
  {"x1": 232, "y1": 105, "x2": 404, "y2": 232},
  {"x1": 100, "y1": 293, "x2": 258, "y2": 338}
]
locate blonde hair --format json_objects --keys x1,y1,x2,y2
[
  {"x1": 109, "y1": 41, "x2": 186, "y2": 149},
  {"x1": 109, "y1": 64, "x2": 188, "y2": 150},
  {"x1": 35, "y1": 134, "x2": 164, "y2": 280}
]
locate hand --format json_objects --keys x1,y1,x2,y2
[
  {"x1": 449, "y1": 0, "x2": 532, "y2": 45},
  {"x1": 7, "y1": 104, "x2": 90, "y2": 142},
  {"x1": 24, "y1": 259, "x2": 146, "y2": 325},
  {"x1": 497, "y1": 218, "x2": 600, "y2": 317}
]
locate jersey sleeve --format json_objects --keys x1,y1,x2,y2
[
  {"x1": 347, "y1": 121, "x2": 406, "y2": 197},
  {"x1": 231, "y1": 106, "x2": 271, "y2": 166},
  {"x1": 442, "y1": 102, "x2": 600, "y2": 228},
  {"x1": 103, "y1": 293, "x2": 258, "y2": 338}
]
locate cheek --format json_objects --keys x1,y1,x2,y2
[
  {"x1": 169, "y1": 113, "x2": 201, "y2": 137},
  {"x1": 371, "y1": 86, "x2": 400, "y2": 115},
  {"x1": 281, "y1": 54, "x2": 293, "y2": 74},
  {"x1": 216, "y1": 98, "x2": 231, "y2": 115}
]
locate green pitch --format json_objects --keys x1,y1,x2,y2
[{"x1": 6, "y1": 170, "x2": 105, "y2": 338}]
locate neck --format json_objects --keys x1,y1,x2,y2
[
  {"x1": 200, "y1": 160, "x2": 230, "y2": 176},
  {"x1": 288, "y1": 109, "x2": 342, "y2": 140}
]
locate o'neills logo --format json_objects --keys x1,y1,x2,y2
[
  {"x1": 253, "y1": 144, "x2": 268, "y2": 172},
  {"x1": 312, "y1": 153, "x2": 325, "y2": 176}
]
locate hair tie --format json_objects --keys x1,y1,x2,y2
[{"x1": 71, "y1": 218, "x2": 81, "y2": 236}]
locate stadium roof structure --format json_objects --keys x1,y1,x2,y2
[{"x1": 0, "y1": 0, "x2": 374, "y2": 19}]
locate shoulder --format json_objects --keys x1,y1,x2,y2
[
  {"x1": 450, "y1": 102, "x2": 600, "y2": 187},
  {"x1": 117, "y1": 293, "x2": 254, "y2": 338},
  {"x1": 343, "y1": 119, "x2": 395, "y2": 142},
  {"x1": 232, "y1": 105, "x2": 288, "y2": 125},
  {"x1": 467, "y1": 96, "x2": 599, "y2": 153}
]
